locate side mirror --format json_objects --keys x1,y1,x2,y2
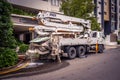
[{"x1": 102, "y1": 36, "x2": 105, "y2": 39}]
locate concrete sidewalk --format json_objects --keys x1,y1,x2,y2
[{"x1": 105, "y1": 45, "x2": 120, "y2": 49}]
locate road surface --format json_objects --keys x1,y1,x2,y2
[{"x1": 1, "y1": 46, "x2": 120, "y2": 80}]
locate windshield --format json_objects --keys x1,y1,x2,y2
[{"x1": 79, "y1": 33, "x2": 90, "y2": 38}]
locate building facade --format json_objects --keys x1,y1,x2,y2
[
  {"x1": 117, "y1": 0, "x2": 120, "y2": 40},
  {"x1": 7, "y1": 0, "x2": 119, "y2": 44},
  {"x1": 7, "y1": 0, "x2": 62, "y2": 43},
  {"x1": 94, "y1": 0, "x2": 103, "y2": 28},
  {"x1": 94, "y1": 0, "x2": 118, "y2": 45},
  {"x1": 8, "y1": 0, "x2": 61, "y2": 13}
]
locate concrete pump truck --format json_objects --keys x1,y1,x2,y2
[{"x1": 26, "y1": 11, "x2": 105, "y2": 62}]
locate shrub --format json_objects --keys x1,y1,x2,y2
[
  {"x1": 19, "y1": 44, "x2": 29, "y2": 53},
  {"x1": 0, "y1": 48, "x2": 18, "y2": 68},
  {"x1": 0, "y1": 0, "x2": 17, "y2": 48},
  {"x1": 117, "y1": 40, "x2": 120, "y2": 44},
  {"x1": 12, "y1": 8, "x2": 35, "y2": 16}
]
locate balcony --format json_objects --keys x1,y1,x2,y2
[{"x1": 11, "y1": 14, "x2": 39, "y2": 32}]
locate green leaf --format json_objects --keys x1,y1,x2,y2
[
  {"x1": 0, "y1": 0, "x2": 17, "y2": 48},
  {"x1": 61, "y1": 0, "x2": 100, "y2": 31}
]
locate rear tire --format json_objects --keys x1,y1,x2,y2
[
  {"x1": 98, "y1": 44, "x2": 104, "y2": 53},
  {"x1": 67, "y1": 47, "x2": 77, "y2": 59},
  {"x1": 77, "y1": 46, "x2": 86, "y2": 57}
]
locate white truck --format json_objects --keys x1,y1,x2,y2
[{"x1": 26, "y1": 11, "x2": 105, "y2": 62}]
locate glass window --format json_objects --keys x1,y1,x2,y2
[
  {"x1": 42, "y1": 0, "x2": 48, "y2": 1},
  {"x1": 111, "y1": 0, "x2": 115, "y2": 3},
  {"x1": 98, "y1": 1, "x2": 101, "y2": 4},
  {"x1": 119, "y1": 23, "x2": 120, "y2": 28},
  {"x1": 92, "y1": 32, "x2": 97, "y2": 38},
  {"x1": 104, "y1": 12, "x2": 107, "y2": 15},
  {"x1": 51, "y1": 0, "x2": 60, "y2": 6},
  {"x1": 99, "y1": 12, "x2": 101, "y2": 14},
  {"x1": 104, "y1": 2, "x2": 107, "y2": 5}
]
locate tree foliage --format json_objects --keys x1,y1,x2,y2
[
  {"x1": 0, "y1": 0, "x2": 18, "y2": 68},
  {"x1": 12, "y1": 8, "x2": 35, "y2": 16},
  {"x1": 89, "y1": 17, "x2": 100, "y2": 31},
  {"x1": 61, "y1": 0, "x2": 100, "y2": 31},
  {"x1": 0, "y1": 48, "x2": 18, "y2": 68},
  {"x1": 19, "y1": 44, "x2": 29, "y2": 53},
  {"x1": 0, "y1": 0, "x2": 16, "y2": 48}
]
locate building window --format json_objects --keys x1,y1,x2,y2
[
  {"x1": 99, "y1": 12, "x2": 101, "y2": 14},
  {"x1": 42, "y1": 0, "x2": 48, "y2": 1},
  {"x1": 104, "y1": 12, "x2": 107, "y2": 15},
  {"x1": 98, "y1": 1, "x2": 101, "y2": 4},
  {"x1": 111, "y1": 22, "x2": 115, "y2": 31},
  {"x1": 119, "y1": 24, "x2": 120, "y2": 28},
  {"x1": 111, "y1": 0, "x2": 115, "y2": 3},
  {"x1": 111, "y1": 6, "x2": 115, "y2": 12},
  {"x1": 104, "y1": 2, "x2": 107, "y2": 5},
  {"x1": 92, "y1": 32, "x2": 97, "y2": 38},
  {"x1": 111, "y1": 14, "x2": 115, "y2": 21},
  {"x1": 51, "y1": 0, "x2": 60, "y2": 6}
]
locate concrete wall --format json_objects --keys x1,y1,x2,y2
[
  {"x1": 104, "y1": 0, "x2": 110, "y2": 21},
  {"x1": 95, "y1": 0, "x2": 102, "y2": 28},
  {"x1": 7, "y1": 0, "x2": 61, "y2": 13},
  {"x1": 117, "y1": 0, "x2": 120, "y2": 40}
]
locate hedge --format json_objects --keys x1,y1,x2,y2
[{"x1": 0, "y1": 48, "x2": 18, "y2": 68}]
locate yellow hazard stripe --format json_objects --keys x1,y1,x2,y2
[{"x1": 0, "y1": 62, "x2": 29, "y2": 75}]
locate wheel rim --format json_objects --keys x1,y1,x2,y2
[
  {"x1": 71, "y1": 49, "x2": 76, "y2": 57},
  {"x1": 68, "y1": 47, "x2": 76, "y2": 59},
  {"x1": 77, "y1": 46, "x2": 86, "y2": 56},
  {"x1": 80, "y1": 48, "x2": 84, "y2": 55}
]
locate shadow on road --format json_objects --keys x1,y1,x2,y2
[
  {"x1": 0, "y1": 60, "x2": 69, "y2": 79},
  {"x1": 1, "y1": 46, "x2": 119, "y2": 79}
]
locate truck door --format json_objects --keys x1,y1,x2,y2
[
  {"x1": 91, "y1": 32, "x2": 104, "y2": 44},
  {"x1": 90, "y1": 32, "x2": 98, "y2": 44},
  {"x1": 98, "y1": 32, "x2": 105, "y2": 44}
]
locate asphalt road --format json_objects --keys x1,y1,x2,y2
[{"x1": 1, "y1": 46, "x2": 120, "y2": 80}]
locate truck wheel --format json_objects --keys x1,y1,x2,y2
[
  {"x1": 67, "y1": 47, "x2": 77, "y2": 59},
  {"x1": 77, "y1": 46, "x2": 86, "y2": 57},
  {"x1": 98, "y1": 45, "x2": 104, "y2": 53}
]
